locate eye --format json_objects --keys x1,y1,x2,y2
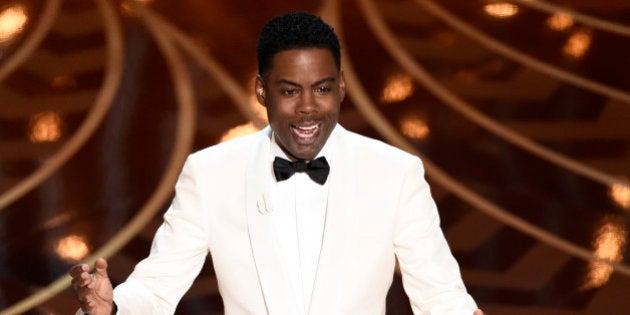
[
  {"x1": 282, "y1": 89, "x2": 299, "y2": 96},
  {"x1": 315, "y1": 86, "x2": 332, "y2": 95}
]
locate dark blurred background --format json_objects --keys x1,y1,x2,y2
[{"x1": 1, "y1": 0, "x2": 629, "y2": 314}]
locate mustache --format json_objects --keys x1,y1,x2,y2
[{"x1": 296, "y1": 114, "x2": 318, "y2": 124}]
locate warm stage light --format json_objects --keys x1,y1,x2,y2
[
  {"x1": 0, "y1": 4, "x2": 28, "y2": 42},
  {"x1": 29, "y1": 111, "x2": 64, "y2": 143},
  {"x1": 563, "y1": 29, "x2": 592, "y2": 59},
  {"x1": 581, "y1": 215, "x2": 627, "y2": 290},
  {"x1": 399, "y1": 115, "x2": 430, "y2": 140},
  {"x1": 55, "y1": 234, "x2": 90, "y2": 262},
  {"x1": 546, "y1": 12, "x2": 574, "y2": 31},
  {"x1": 610, "y1": 182, "x2": 630, "y2": 209},
  {"x1": 483, "y1": 3, "x2": 519, "y2": 19},
  {"x1": 381, "y1": 72, "x2": 414, "y2": 104},
  {"x1": 51, "y1": 75, "x2": 77, "y2": 90}
]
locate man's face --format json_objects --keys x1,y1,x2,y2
[{"x1": 256, "y1": 48, "x2": 345, "y2": 161}]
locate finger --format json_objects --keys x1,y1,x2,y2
[
  {"x1": 69, "y1": 264, "x2": 89, "y2": 278},
  {"x1": 93, "y1": 257, "x2": 109, "y2": 279},
  {"x1": 87, "y1": 273, "x2": 98, "y2": 289},
  {"x1": 73, "y1": 270, "x2": 96, "y2": 291},
  {"x1": 71, "y1": 276, "x2": 85, "y2": 291},
  {"x1": 71, "y1": 270, "x2": 92, "y2": 290}
]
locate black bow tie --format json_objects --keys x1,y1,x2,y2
[{"x1": 273, "y1": 156, "x2": 330, "y2": 185}]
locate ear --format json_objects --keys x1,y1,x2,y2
[
  {"x1": 255, "y1": 75, "x2": 266, "y2": 106},
  {"x1": 338, "y1": 69, "x2": 346, "y2": 103}
]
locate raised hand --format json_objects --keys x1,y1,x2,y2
[{"x1": 69, "y1": 258, "x2": 114, "y2": 315}]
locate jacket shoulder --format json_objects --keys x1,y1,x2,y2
[
  {"x1": 342, "y1": 129, "x2": 419, "y2": 167},
  {"x1": 187, "y1": 129, "x2": 266, "y2": 167}
]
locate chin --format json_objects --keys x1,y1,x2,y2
[{"x1": 292, "y1": 149, "x2": 318, "y2": 161}]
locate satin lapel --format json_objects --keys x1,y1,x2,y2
[
  {"x1": 309, "y1": 128, "x2": 356, "y2": 314},
  {"x1": 246, "y1": 127, "x2": 298, "y2": 314}
]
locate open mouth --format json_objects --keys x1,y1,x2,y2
[{"x1": 291, "y1": 123, "x2": 321, "y2": 143}]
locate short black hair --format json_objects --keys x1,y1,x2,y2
[{"x1": 257, "y1": 12, "x2": 341, "y2": 78}]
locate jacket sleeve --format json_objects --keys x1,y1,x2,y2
[
  {"x1": 112, "y1": 156, "x2": 211, "y2": 314},
  {"x1": 393, "y1": 157, "x2": 478, "y2": 314}
]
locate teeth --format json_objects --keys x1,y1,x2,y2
[
  {"x1": 296, "y1": 124, "x2": 318, "y2": 131},
  {"x1": 292, "y1": 124, "x2": 319, "y2": 139}
]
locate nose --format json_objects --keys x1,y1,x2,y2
[{"x1": 297, "y1": 90, "x2": 317, "y2": 116}]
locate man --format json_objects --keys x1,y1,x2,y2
[{"x1": 70, "y1": 12, "x2": 483, "y2": 315}]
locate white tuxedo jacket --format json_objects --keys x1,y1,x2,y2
[{"x1": 112, "y1": 125, "x2": 477, "y2": 314}]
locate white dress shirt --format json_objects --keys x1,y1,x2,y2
[{"x1": 268, "y1": 133, "x2": 330, "y2": 315}]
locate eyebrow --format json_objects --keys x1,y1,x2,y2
[{"x1": 276, "y1": 77, "x2": 336, "y2": 88}]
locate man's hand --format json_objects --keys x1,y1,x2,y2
[
  {"x1": 474, "y1": 309, "x2": 484, "y2": 315},
  {"x1": 69, "y1": 258, "x2": 114, "y2": 315}
]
